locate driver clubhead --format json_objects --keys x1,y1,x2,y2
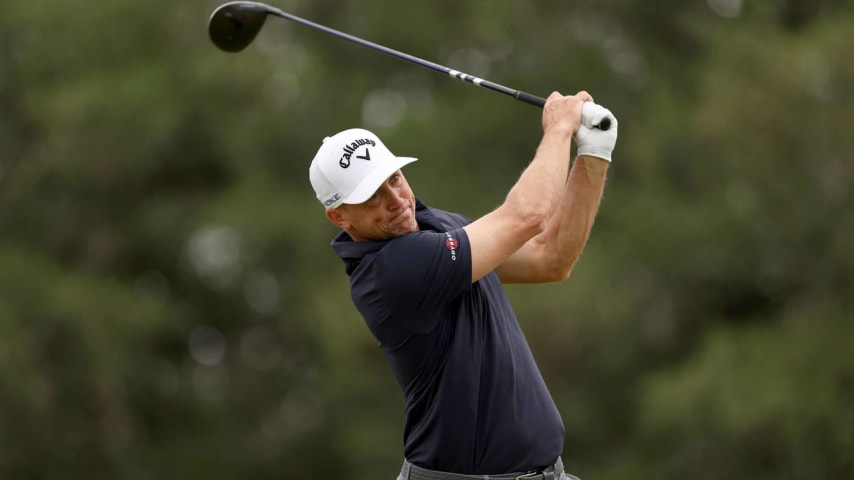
[{"x1": 209, "y1": 2, "x2": 271, "y2": 52}]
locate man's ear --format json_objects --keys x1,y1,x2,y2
[{"x1": 325, "y1": 207, "x2": 349, "y2": 229}]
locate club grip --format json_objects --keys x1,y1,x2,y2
[
  {"x1": 515, "y1": 90, "x2": 546, "y2": 108},
  {"x1": 515, "y1": 90, "x2": 610, "y2": 131}
]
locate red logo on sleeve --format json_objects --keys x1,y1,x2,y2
[{"x1": 444, "y1": 233, "x2": 458, "y2": 261}]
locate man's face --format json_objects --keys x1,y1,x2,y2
[{"x1": 327, "y1": 170, "x2": 418, "y2": 241}]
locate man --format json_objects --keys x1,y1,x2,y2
[{"x1": 309, "y1": 91, "x2": 617, "y2": 480}]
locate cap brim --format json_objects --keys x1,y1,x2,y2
[{"x1": 343, "y1": 157, "x2": 418, "y2": 205}]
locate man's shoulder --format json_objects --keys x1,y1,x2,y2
[{"x1": 416, "y1": 200, "x2": 471, "y2": 230}]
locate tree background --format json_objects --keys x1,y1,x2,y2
[{"x1": 1, "y1": 0, "x2": 852, "y2": 478}]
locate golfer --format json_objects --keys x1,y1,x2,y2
[{"x1": 309, "y1": 91, "x2": 617, "y2": 480}]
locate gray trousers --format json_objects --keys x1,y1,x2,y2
[
  {"x1": 397, "y1": 473, "x2": 580, "y2": 480},
  {"x1": 396, "y1": 460, "x2": 582, "y2": 480}
]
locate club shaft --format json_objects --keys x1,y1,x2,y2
[{"x1": 262, "y1": 5, "x2": 547, "y2": 108}]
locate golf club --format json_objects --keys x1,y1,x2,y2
[{"x1": 208, "y1": 1, "x2": 611, "y2": 130}]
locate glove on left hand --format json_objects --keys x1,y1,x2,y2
[{"x1": 576, "y1": 102, "x2": 618, "y2": 162}]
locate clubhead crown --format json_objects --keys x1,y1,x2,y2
[{"x1": 209, "y1": 2, "x2": 271, "y2": 52}]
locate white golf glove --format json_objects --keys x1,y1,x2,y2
[{"x1": 575, "y1": 102, "x2": 618, "y2": 162}]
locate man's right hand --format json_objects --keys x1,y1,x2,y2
[{"x1": 541, "y1": 91, "x2": 594, "y2": 137}]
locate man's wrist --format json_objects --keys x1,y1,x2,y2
[{"x1": 576, "y1": 147, "x2": 613, "y2": 162}]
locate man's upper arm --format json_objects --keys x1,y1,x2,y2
[
  {"x1": 373, "y1": 229, "x2": 472, "y2": 332},
  {"x1": 462, "y1": 204, "x2": 544, "y2": 283}
]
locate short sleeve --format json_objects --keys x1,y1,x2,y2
[{"x1": 373, "y1": 227, "x2": 471, "y2": 333}]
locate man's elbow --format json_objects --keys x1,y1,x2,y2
[
  {"x1": 539, "y1": 251, "x2": 577, "y2": 283},
  {"x1": 504, "y1": 190, "x2": 551, "y2": 239},
  {"x1": 546, "y1": 262, "x2": 574, "y2": 283},
  {"x1": 513, "y1": 204, "x2": 549, "y2": 240}
]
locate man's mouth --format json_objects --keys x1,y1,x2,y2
[{"x1": 390, "y1": 204, "x2": 412, "y2": 224}]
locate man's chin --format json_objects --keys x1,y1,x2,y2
[{"x1": 390, "y1": 220, "x2": 417, "y2": 237}]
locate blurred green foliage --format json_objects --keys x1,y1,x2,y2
[{"x1": 1, "y1": 0, "x2": 852, "y2": 478}]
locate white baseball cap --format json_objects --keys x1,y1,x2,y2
[{"x1": 309, "y1": 128, "x2": 417, "y2": 208}]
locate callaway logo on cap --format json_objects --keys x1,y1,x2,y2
[{"x1": 309, "y1": 128, "x2": 417, "y2": 208}]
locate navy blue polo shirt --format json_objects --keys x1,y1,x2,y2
[{"x1": 331, "y1": 199, "x2": 564, "y2": 475}]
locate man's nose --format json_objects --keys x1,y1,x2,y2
[{"x1": 386, "y1": 187, "x2": 404, "y2": 210}]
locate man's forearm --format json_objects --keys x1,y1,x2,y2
[
  {"x1": 541, "y1": 155, "x2": 609, "y2": 276},
  {"x1": 505, "y1": 131, "x2": 574, "y2": 224}
]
